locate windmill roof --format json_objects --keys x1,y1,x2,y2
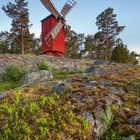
[{"x1": 41, "y1": 14, "x2": 55, "y2": 22}]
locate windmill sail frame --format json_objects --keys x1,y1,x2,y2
[
  {"x1": 40, "y1": 0, "x2": 60, "y2": 18},
  {"x1": 44, "y1": 20, "x2": 64, "y2": 46},
  {"x1": 61, "y1": 0, "x2": 77, "y2": 18}
]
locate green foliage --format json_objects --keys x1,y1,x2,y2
[
  {"x1": 53, "y1": 71, "x2": 71, "y2": 80},
  {"x1": 111, "y1": 43, "x2": 130, "y2": 63},
  {"x1": 53, "y1": 70, "x2": 86, "y2": 81},
  {"x1": 0, "y1": 81, "x2": 21, "y2": 92},
  {"x1": 38, "y1": 59, "x2": 52, "y2": 71},
  {"x1": 129, "y1": 51, "x2": 138, "y2": 64},
  {"x1": 94, "y1": 31, "x2": 106, "y2": 60},
  {"x1": 101, "y1": 128, "x2": 121, "y2": 140},
  {"x1": 0, "y1": 92, "x2": 88, "y2": 139},
  {"x1": 2, "y1": 0, "x2": 35, "y2": 54},
  {"x1": 101, "y1": 105, "x2": 121, "y2": 140},
  {"x1": 96, "y1": 7, "x2": 125, "y2": 61},
  {"x1": 84, "y1": 35, "x2": 95, "y2": 59},
  {"x1": 101, "y1": 105, "x2": 113, "y2": 127},
  {"x1": 111, "y1": 43, "x2": 138, "y2": 64},
  {"x1": 65, "y1": 26, "x2": 85, "y2": 58},
  {"x1": 0, "y1": 31, "x2": 11, "y2": 54},
  {"x1": 3, "y1": 64, "x2": 26, "y2": 81}
]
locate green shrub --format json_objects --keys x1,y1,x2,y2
[
  {"x1": 111, "y1": 43, "x2": 138, "y2": 64},
  {"x1": 3, "y1": 64, "x2": 26, "y2": 81},
  {"x1": 111, "y1": 44, "x2": 130, "y2": 63},
  {"x1": 38, "y1": 59, "x2": 52, "y2": 71},
  {"x1": 101, "y1": 128, "x2": 121, "y2": 140},
  {"x1": 0, "y1": 92, "x2": 88, "y2": 139},
  {"x1": 101, "y1": 105, "x2": 121, "y2": 140}
]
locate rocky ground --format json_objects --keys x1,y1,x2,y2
[
  {"x1": 0, "y1": 54, "x2": 91, "y2": 74},
  {"x1": 0, "y1": 56, "x2": 140, "y2": 140}
]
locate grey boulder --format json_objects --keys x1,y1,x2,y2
[{"x1": 20, "y1": 70, "x2": 53, "y2": 85}]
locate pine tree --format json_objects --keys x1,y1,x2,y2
[
  {"x1": 111, "y1": 43, "x2": 138, "y2": 64},
  {"x1": 65, "y1": 26, "x2": 79, "y2": 58},
  {"x1": 2, "y1": 0, "x2": 33, "y2": 54},
  {"x1": 129, "y1": 51, "x2": 138, "y2": 64},
  {"x1": 96, "y1": 7, "x2": 125, "y2": 61},
  {"x1": 111, "y1": 43, "x2": 130, "y2": 63},
  {"x1": 77, "y1": 33, "x2": 85, "y2": 58},
  {"x1": 94, "y1": 31, "x2": 106, "y2": 60},
  {"x1": 84, "y1": 35, "x2": 95, "y2": 59},
  {"x1": 0, "y1": 31, "x2": 11, "y2": 53}
]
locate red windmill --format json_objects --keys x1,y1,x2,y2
[{"x1": 40, "y1": 0, "x2": 77, "y2": 57}]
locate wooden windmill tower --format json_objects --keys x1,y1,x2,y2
[{"x1": 40, "y1": 0, "x2": 77, "y2": 57}]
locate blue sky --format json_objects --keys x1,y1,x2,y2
[{"x1": 0, "y1": 0, "x2": 140, "y2": 53}]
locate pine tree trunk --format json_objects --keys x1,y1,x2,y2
[
  {"x1": 105, "y1": 45, "x2": 108, "y2": 61},
  {"x1": 89, "y1": 47, "x2": 92, "y2": 60},
  {"x1": 105, "y1": 22, "x2": 109, "y2": 61},
  {"x1": 21, "y1": 28, "x2": 24, "y2": 55}
]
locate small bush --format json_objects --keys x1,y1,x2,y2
[
  {"x1": 3, "y1": 64, "x2": 26, "y2": 81},
  {"x1": 38, "y1": 59, "x2": 52, "y2": 71},
  {"x1": 0, "y1": 92, "x2": 88, "y2": 139}
]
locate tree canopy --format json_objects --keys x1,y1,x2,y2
[
  {"x1": 2, "y1": 0, "x2": 35, "y2": 54},
  {"x1": 96, "y1": 7, "x2": 125, "y2": 61},
  {"x1": 111, "y1": 43, "x2": 138, "y2": 64}
]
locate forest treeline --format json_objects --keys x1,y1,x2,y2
[{"x1": 0, "y1": 0, "x2": 139, "y2": 64}]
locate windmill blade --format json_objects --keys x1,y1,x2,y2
[
  {"x1": 44, "y1": 20, "x2": 64, "y2": 46},
  {"x1": 60, "y1": 0, "x2": 77, "y2": 18},
  {"x1": 40, "y1": 0, "x2": 60, "y2": 18}
]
